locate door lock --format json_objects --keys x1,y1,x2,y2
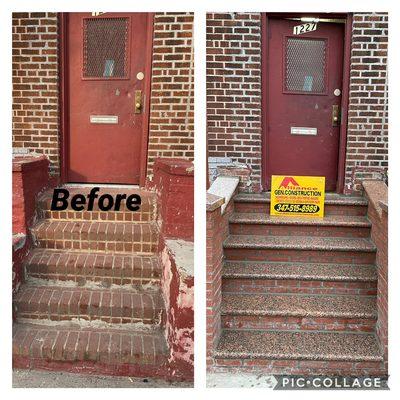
[
  {"x1": 332, "y1": 105, "x2": 341, "y2": 127},
  {"x1": 134, "y1": 90, "x2": 142, "y2": 114}
]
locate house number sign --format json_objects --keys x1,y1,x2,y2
[{"x1": 293, "y1": 22, "x2": 318, "y2": 35}]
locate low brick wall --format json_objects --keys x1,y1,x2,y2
[
  {"x1": 13, "y1": 155, "x2": 49, "y2": 234},
  {"x1": 13, "y1": 155, "x2": 50, "y2": 298},
  {"x1": 206, "y1": 193, "x2": 235, "y2": 368},
  {"x1": 153, "y1": 157, "x2": 194, "y2": 380},
  {"x1": 363, "y1": 180, "x2": 388, "y2": 372}
]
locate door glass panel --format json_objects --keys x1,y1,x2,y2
[
  {"x1": 284, "y1": 37, "x2": 327, "y2": 93},
  {"x1": 83, "y1": 17, "x2": 129, "y2": 78}
]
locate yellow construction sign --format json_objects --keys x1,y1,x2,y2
[{"x1": 270, "y1": 175, "x2": 325, "y2": 217}]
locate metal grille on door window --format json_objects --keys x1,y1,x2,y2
[
  {"x1": 284, "y1": 37, "x2": 327, "y2": 94},
  {"x1": 83, "y1": 17, "x2": 129, "y2": 79}
]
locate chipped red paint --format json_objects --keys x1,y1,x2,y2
[{"x1": 160, "y1": 236, "x2": 194, "y2": 380}]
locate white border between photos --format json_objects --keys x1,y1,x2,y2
[{"x1": 0, "y1": 0, "x2": 399, "y2": 399}]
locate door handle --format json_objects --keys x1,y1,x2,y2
[
  {"x1": 134, "y1": 90, "x2": 142, "y2": 114},
  {"x1": 332, "y1": 105, "x2": 341, "y2": 127}
]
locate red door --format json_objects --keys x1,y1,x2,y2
[
  {"x1": 266, "y1": 18, "x2": 345, "y2": 191},
  {"x1": 67, "y1": 13, "x2": 152, "y2": 184}
]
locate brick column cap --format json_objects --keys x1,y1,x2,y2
[
  {"x1": 153, "y1": 158, "x2": 194, "y2": 177},
  {"x1": 12, "y1": 154, "x2": 49, "y2": 172}
]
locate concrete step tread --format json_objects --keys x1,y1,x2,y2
[
  {"x1": 221, "y1": 293, "x2": 376, "y2": 319},
  {"x1": 13, "y1": 322, "x2": 168, "y2": 365},
  {"x1": 224, "y1": 235, "x2": 376, "y2": 252},
  {"x1": 15, "y1": 284, "x2": 164, "y2": 324},
  {"x1": 223, "y1": 261, "x2": 377, "y2": 282},
  {"x1": 234, "y1": 192, "x2": 368, "y2": 206},
  {"x1": 230, "y1": 213, "x2": 371, "y2": 227},
  {"x1": 215, "y1": 330, "x2": 382, "y2": 362},
  {"x1": 24, "y1": 248, "x2": 160, "y2": 284}
]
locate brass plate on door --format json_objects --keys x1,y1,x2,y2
[{"x1": 134, "y1": 90, "x2": 142, "y2": 114}]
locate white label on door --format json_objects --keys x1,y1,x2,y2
[
  {"x1": 90, "y1": 115, "x2": 118, "y2": 124},
  {"x1": 291, "y1": 127, "x2": 317, "y2": 136},
  {"x1": 293, "y1": 23, "x2": 318, "y2": 35}
]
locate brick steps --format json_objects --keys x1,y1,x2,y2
[
  {"x1": 13, "y1": 186, "x2": 169, "y2": 378},
  {"x1": 215, "y1": 330, "x2": 382, "y2": 362},
  {"x1": 14, "y1": 284, "x2": 163, "y2": 325},
  {"x1": 38, "y1": 187, "x2": 156, "y2": 222},
  {"x1": 24, "y1": 248, "x2": 160, "y2": 286},
  {"x1": 13, "y1": 322, "x2": 168, "y2": 376},
  {"x1": 222, "y1": 261, "x2": 377, "y2": 295},
  {"x1": 234, "y1": 193, "x2": 368, "y2": 216},
  {"x1": 229, "y1": 213, "x2": 371, "y2": 237},
  {"x1": 224, "y1": 235, "x2": 376, "y2": 264},
  {"x1": 31, "y1": 220, "x2": 158, "y2": 254}
]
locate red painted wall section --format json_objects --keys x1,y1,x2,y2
[
  {"x1": 206, "y1": 193, "x2": 235, "y2": 368},
  {"x1": 13, "y1": 155, "x2": 50, "y2": 234},
  {"x1": 363, "y1": 180, "x2": 388, "y2": 371},
  {"x1": 151, "y1": 158, "x2": 194, "y2": 241},
  {"x1": 152, "y1": 157, "x2": 194, "y2": 380},
  {"x1": 160, "y1": 236, "x2": 194, "y2": 380}
]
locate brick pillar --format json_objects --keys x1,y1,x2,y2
[
  {"x1": 13, "y1": 155, "x2": 49, "y2": 234},
  {"x1": 152, "y1": 158, "x2": 194, "y2": 241},
  {"x1": 206, "y1": 193, "x2": 234, "y2": 367}
]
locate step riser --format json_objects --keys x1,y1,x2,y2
[
  {"x1": 234, "y1": 202, "x2": 367, "y2": 216},
  {"x1": 222, "y1": 278, "x2": 377, "y2": 296},
  {"x1": 33, "y1": 238, "x2": 157, "y2": 254},
  {"x1": 221, "y1": 315, "x2": 376, "y2": 333},
  {"x1": 25, "y1": 253, "x2": 160, "y2": 286},
  {"x1": 39, "y1": 208, "x2": 156, "y2": 223},
  {"x1": 224, "y1": 248, "x2": 376, "y2": 265},
  {"x1": 229, "y1": 224, "x2": 370, "y2": 238},
  {"x1": 13, "y1": 328, "x2": 167, "y2": 375},
  {"x1": 31, "y1": 223, "x2": 158, "y2": 254},
  {"x1": 15, "y1": 289, "x2": 162, "y2": 325},
  {"x1": 212, "y1": 359, "x2": 385, "y2": 376}
]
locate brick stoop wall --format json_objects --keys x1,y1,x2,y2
[
  {"x1": 12, "y1": 12, "x2": 194, "y2": 181},
  {"x1": 362, "y1": 181, "x2": 388, "y2": 371},
  {"x1": 207, "y1": 191, "x2": 387, "y2": 376},
  {"x1": 206, "y1": 12, "x2": 388, "y2": 194}
]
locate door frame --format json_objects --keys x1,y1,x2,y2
[
  {"x1": 58, "y1": 12, "x2": 154, "y2": 186},
  {"x1": 261, "y1": 12, "x2": 352, "y2": 193}
]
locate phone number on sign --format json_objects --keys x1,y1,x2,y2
[{"x1": 274, "y1": 203, "x2": 320, "y2": 214}]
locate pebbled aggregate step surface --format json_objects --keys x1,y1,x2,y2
[
  {"x1": 224, "y1": 235, "x2": 376, "y2": 252},
  {"x1": 215, "y1": 330, "x2": 382, "y2": 361},
  {"x1": 223, "y1": 261, "x2": 377, "y2": 282},
  {"x1": 221, "y1": 293, "x2": 376, "y2": 319}
]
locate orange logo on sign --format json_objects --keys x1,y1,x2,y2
[{"x1": 279, "y1": 177, "x2": 300, "y2": 188}]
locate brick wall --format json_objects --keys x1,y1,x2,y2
[
  {"x1": 147, "y1": 13, "x2": 194, "y2": 180},
  {"x1": 206, "y1": 12, "x2": 388, "y2": 194},
  {"x1": 12, "y1": 12, "x2": 194, "y2": 182},
  {"x1": 12, "y1": 12, "x2": 60, "y2": 175},
  {"x1": 207, "y1": 13, "x2": 262, "y2": 192},
  {"x1": 206, "y1": 194, "x2": 234, "y2": 367},
  {"x1": 363, "y1": 181, "x2": 388, "y2": 372},
  {"x1": 345, "y1": 13, "x2": 388, "y2": 193}
]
